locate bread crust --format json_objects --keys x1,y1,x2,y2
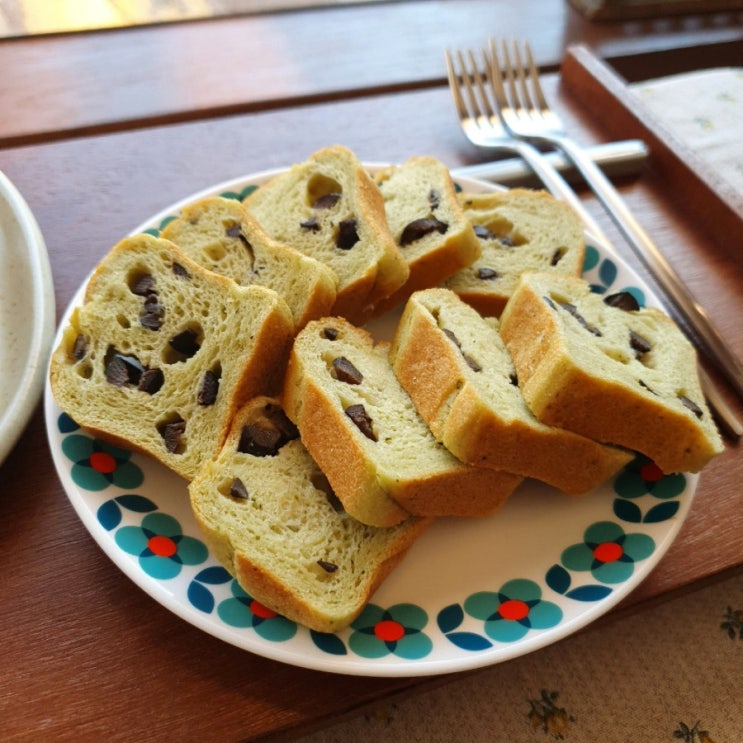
[
  {"x1": 282, "y1": 317, "x2": 521, "y2": 524},
  {"x1": 49, "y1": 234, "x2": 295, "y2": 480},
  {"x1": 391, "y1": 289, "x2": 632, "y2": 494},
  {"x1": 499, "y1": 272, "x2": 724, "y2": 473},
  {"x1": 189, "y1": 396, "x2": 430, "y2": 633},
  {"x1": 244, "y1": 144, "x2": 409, "y2": 323}
]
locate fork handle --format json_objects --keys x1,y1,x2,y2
[{"x1": 552, "y1": 134, "x2": 743, "y2": 402}]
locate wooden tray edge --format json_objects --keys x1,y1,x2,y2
[{"x1": 560, "y1": 44, "x2": 743, "y2": 255}]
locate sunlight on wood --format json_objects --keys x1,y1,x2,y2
[{"x1": 0, "y1": 0, "x2": 391, "y2": 38}]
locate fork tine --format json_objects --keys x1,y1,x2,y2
[
  {"x1": 522, "y1": 40, "x2": 549, "y2": 111},
  {"x1": 468, "y1": 48, "x2": 498, "y2": 121},
  {"x1": 511, "y1": 40, "x2": 536, "y2": 112},
  {"x1": 458, "y1": 50, "x2": 483, "y2": 120},
  {"x1": 444, "y1": 49, "x2": 470, "y2": 122},
  {"x1": 493, "y1": 39, "x2": 520, "y2": 114}
]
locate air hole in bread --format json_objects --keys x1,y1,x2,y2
[
  {"x1": 75, "y1": 360, "x2": 93, "y2": 380},
  {"x1": 601, "y1": 347, "x2": 633, "y2": 365},
  {"x1": 204, "y1": 243, "x2": 227, "y2": 262},
  {"x1": 116, "y1": 314, "x2": 132, "y2": 330},
  {"x1": 157, "y1": 413, "x2": 187, "y2": 454},
  {"x1": 306, "y1": 174, "x2": 342, "y2": 208},
  {"x1": 127, "y1": 268, "x2": 157, "y2": 297},
  {"x1": 163, "y1": 323, "x2": 203, "y2": 363},
  {"x1": 474, "y1": 217, "x2": 525, "y2": 248}
]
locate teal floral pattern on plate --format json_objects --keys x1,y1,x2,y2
[
  {"x1": 115, "y1": 512, "x2": 208, "y2": 580},
  {"x1": 44, "y1": 167, "x2": 700, "y2": 677}
]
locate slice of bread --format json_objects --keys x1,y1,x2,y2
[
  {"x1": 160, "y1": 196, "x2": 337, "y2": 331},
  {"x1": 499, "y1": 272, "x2": 724, "y2": 473},
  {"x1": 390, "y1": 288, "x2": 633, "y2": 494},
  {"x1": 442, "y1": 188, "x2": 585, "y2": 317},
  {"x1": 282, "y1": 317, "x2": 523, "y2": 526},
  {"x1": 49, "y1": 234, "x2": 294, "y2": 480},
  {"x1": 243, "y1": 145, "x2": 409, "y2": 324},
  {"x1": 369, "y1": 156, "x2": 481, "y2": 314},
  {"x1": 188, "y1": 396, "x2": 431, "y2": 634}
]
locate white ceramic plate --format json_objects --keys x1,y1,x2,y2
[
  {"x1": 45, "y1": 166, "x2": 697, "y2": 677},
  {"x1": 0, "y1": 170, "x2": 54, "y2": 465}
]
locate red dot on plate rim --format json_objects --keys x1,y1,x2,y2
[
  {"x1": 498, "y1": 599, "x2": 530, "y2": 622},
  {"x1": 250, "y1": 600, "x2": 277, "y2": 620},
  {"x1": 593, "y1": 541, "x2": 624, "y2": 563},
  {"x1": 639, "y1": 461, "x2": 664, "y2": 482},
  {"x1": 89, "y1": 451, "x2": 117, "y2": 474},
  {"x1": 374, "y1": 619, "x2": 406, "y2": 642},
  {"x1": 147, "y1": 534, "x2": 177, "y2": 558}
]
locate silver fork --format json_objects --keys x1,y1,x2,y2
[
  {"x1": 444, "y1": 47, "x2": 612, "y2": 246},
  {"x1": 489, "y1": 38, "x2": 743, "y2": 434}
]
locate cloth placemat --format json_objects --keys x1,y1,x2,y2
[
  {"x1": 299, "y1": 570, "x2": 743, "y2": 742},
  {"x1": 630, "y1": 67, "x2": 743, "y2": 196}
]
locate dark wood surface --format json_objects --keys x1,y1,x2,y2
[
  {"x1": 2, "y1": 4, "x2": 742, "y2": 740},
  {"x1": 0, "y1": 0, "x2": 741, "y2": 147}
]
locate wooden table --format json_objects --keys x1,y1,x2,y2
[{"x1": 2, "y1": 3, "x2": 742, "y2": 740}]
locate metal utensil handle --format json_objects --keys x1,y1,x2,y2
[
  {"x1": 553, "y1": 134, "x2": 743, "y2": 401},
  {"x1": 453, "y1": 138, "x2": 648, "y2": 187}
]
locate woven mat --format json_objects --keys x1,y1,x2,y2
[{"x1": 0, "y1": 0, "x2": 393, "y2": 38}]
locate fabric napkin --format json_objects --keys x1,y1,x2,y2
[{"x1": 630, "y1": 67, "x2": 743, "y2": 194}]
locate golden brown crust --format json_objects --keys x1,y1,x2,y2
[
  {"x1": 189, "y1": 395, "x2": 431, "y2": 633},
  {"x1": 370, "y1": 156, "x2": 481, "y2": 316},
  {"x1": 283, "y1": 317, "x2": 522, "y2": 522},
  {"x1": 283, "y1": 360, "x2": 411, "y2": 527},
  {"x1": 244, "y1": 144, "x2": 409, "y2": 324},
  {"x1": 49, "y1": 234, "x2": 294, "y2": 480},
  {"x1": 391, "y1": 289, "x2": 632, "y2": 495},
  {"x1": 499, "y1": 273, "x2": 724, "y2": 473}
]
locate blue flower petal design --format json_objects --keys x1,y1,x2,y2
[
  {"x1": 464, "y1": 580, "x2": 562, "y2": 644},
  {"x1": 115, "y1": 512, "x2": 207, "y2": 580},
  {"x1": 348, "y1": 603, "x2": 432, "y2": 659},
  {"x1": 561, "y1": 521, "x2": 655, "y2": 585}
]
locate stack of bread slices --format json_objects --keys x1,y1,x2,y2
[{"x1": 49, "y1": 144, "x2": 724, "y2": 633}]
